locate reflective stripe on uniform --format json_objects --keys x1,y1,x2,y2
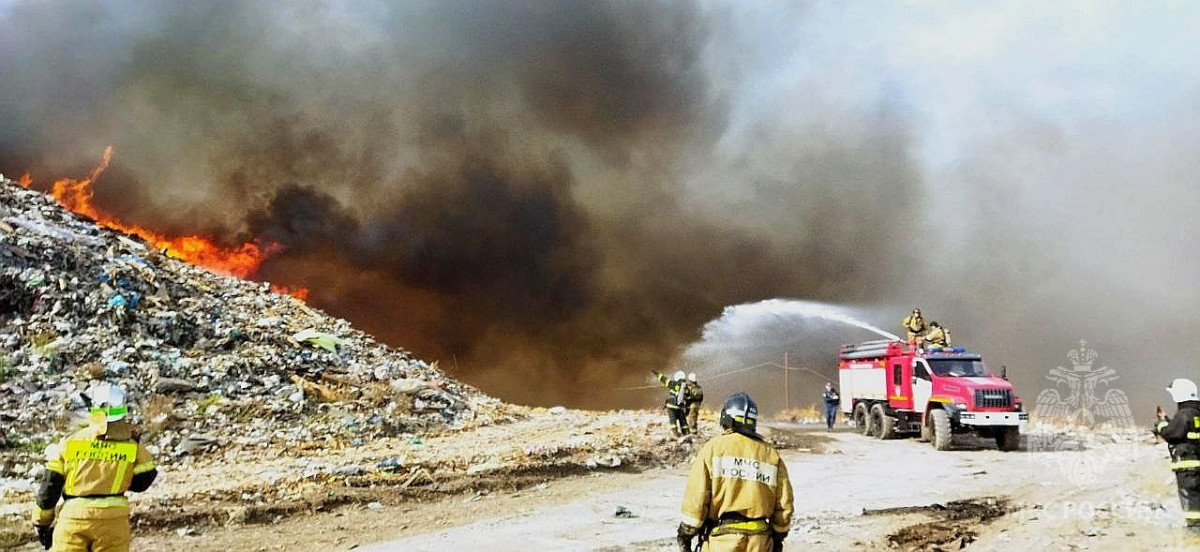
[
  {"x1": 133, "y1": 460, "x2": 156, "y2": 475},
  {"x1": 1158, "y1": 421, "x2": 1170, "y2": 432},
  {"x1": 1188, "y1": 433, "x2": 1200, "y2": 440},
  {"x1": 711, "y1": 519, "x2": 770, "y2": 536},
  {"x1": 110, "y1": 462, "x2": 128, "y2": 494},
  {"x1": 1171, "y1": 460, "x2": 1200, "y2": 470},
  {"x1": 1185, "y1": 511, "x2": 1200, "y2": 520}
]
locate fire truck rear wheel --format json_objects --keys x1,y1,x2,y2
[
  {"x1": 996, "y1": 426, "x2": 1021, "y2": 451},
  {"x1": 854, "y1": 403, "x2": 872, "y2": 436},
  {"x1": 871, "y1": 404, "x2": 895, "y2": 439},
  {"x1": 930, "y1": 408, "x2": 952, "y2": 451}
]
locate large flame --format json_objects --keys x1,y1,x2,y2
[{"x1": 29, "y1": 147, "x2": 307, "y2": 299}]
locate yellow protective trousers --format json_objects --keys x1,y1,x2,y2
[{"x1": 51, "y1": 500, "x2": 131, "y2": 552}]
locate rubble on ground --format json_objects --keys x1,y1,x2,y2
[{"x1": 0, "y1": 177, "x2": 499, "y2": 480}]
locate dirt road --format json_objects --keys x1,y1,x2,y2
[
  {"x1": 35, "y1": 423, "x2": 1200, "y2": 551},
  {"x1": 356, "y1": 426, "x2": 1195, "y2": 551}
]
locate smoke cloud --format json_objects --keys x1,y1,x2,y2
[{"x1": 2, "y1": 1, "x2": 1196, "y2": 414}]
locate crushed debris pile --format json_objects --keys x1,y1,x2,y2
[{"x1": 0, "y1": 176, "x2": 499, "y2": 481}]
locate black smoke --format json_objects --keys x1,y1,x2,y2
[{"x1": 1, "y1": 0, "x2": 943, "y2": 408}]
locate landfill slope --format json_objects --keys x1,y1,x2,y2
[
  {"x1": 0, "y1": 177, "x2": 691, "y2": 548},
  {"x1": 0, "y1": 177, "x2": 494, "y2": 470}
]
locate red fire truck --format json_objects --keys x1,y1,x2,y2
[{"x1": 838, "y1": 340, "x2": 1027, "y2": 451}]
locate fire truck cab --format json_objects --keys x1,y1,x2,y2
[{"x1": 838, "y1": 340, "x2": 1027, "y2": 451}]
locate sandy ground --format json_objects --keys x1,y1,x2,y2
[
  {"x1": 318, "y1": 426, "x2": 1198, "y2": 551},
  {"x1": 9, "y1": 422, "x2": 1199, "y2": 551}
]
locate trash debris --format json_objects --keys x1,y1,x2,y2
[
  {"x1": 292, "y1": 329, "x2": 343, "y2": 352},
  {"x1": 0, "y1": 177, "x2": 487, "y2": 480},
  {"x1": 614, "y1": 505, "x2": 636, "y2": 518}
]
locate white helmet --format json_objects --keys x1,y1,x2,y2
[
  {"x1": 87, "y1": 383, "x2": 128, "y2": 422},
  {"x1": 1167, "y1": 378, "x2": 1199, "y2": 403},
  {"x1": 672, "y1": 370, "x2": 686, "y2": 382},
  {"x1": 687, "y1": 372, "x2": 697, "y2": 383}
]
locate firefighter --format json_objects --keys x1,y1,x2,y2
[
  {"x1": 822, "y1": 382, "x2": 840, "y2": 431},
  {"x1": 32, "y1": 383, "x2": 157, "y2": 551},
  {"x1": 677, "y1": 393, "x2": 793, "y2": 552},
  {"x1": 685, "y1": 373, "x2": 704, "y2": 435},
  {"x1": 1155, "y1": 378, "x2": 1200, "y2": 533},
  {"x1": 902, "y1": 308, "x2": 928, "y2": 343},
  {"x1": 922, "y1": 321, "x2": 951, "y2": 349},
  {"x1": 655, "y1": 370, "x2": 690, "y2": 435}
]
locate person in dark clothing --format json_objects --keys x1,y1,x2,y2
[
  {"x1": 822, "y1": 383, "x2": 840, "y2": 431},
  {"x1": 1156, "y1": 378, "x2": 1200, "y2": 533},
  {"x1": 654, "y1": 371, "x2": 690, "y2": 436}
]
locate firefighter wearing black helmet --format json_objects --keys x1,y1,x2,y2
[{"x1": 676, "y1": 393, "x2": 794, "y2": 552}]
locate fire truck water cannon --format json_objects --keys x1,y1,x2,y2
[{"x1": 837, "y1": 340, "x2": 1027, "y2": 451}]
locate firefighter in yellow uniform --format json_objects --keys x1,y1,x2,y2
[
  {"x1": 677, "y1": 393, "x2": 793, "y2": 552},
  {"x1": 922, "y1": 321, "x2": 951, "y2": 349},
  {"x1": 902, "y1": 308, "x2": 927, "y2": 343},
  {"x1": 32, "y1": 383, "x2": 158, "y2": 551}
]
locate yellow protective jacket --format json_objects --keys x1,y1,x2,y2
[
  {"x1": 681, "y1": 431, "x2": 794, "y2": 536},
  {"x1": 923, "y1": 326, "x2": 949, "y2": 347},
  {"x1": 33, "y1": 420, "x2": 157, "y2": 526},
  {"x1": 902, "y1": 315, "x2": 927, "y2": 337}
]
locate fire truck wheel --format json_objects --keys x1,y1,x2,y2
[
  {"x1": 854, "y1": 403, "x2": 872, "y2": 436},
  {"x1": 996, "y1": 427, "x2": 1021, "y2": 451},
  {"x1": 930, "y1": 408, "x2": 952, "y2": 451},
  {"x1": 870, "y1": 404, "x2": 895, "y2": 439}
]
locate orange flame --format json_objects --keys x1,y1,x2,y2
[
  {"x1": 17, "y1": 172, "x2": 33, "y2": 188},
  {"x1": 41, "y1": 147, "x2": 308, "y2": 299}
]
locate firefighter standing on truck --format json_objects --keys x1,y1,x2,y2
[
  {"x1": 655, "y1": 371, "x2": 691, "y2": 436},
  {"x1": 685, "y1": 373, "x2": 704, "y2": 435},
  {"x1": 32, "y1": 383, "x2": 157, "y2": 551},
  {"x1": 902, "y1": 308, "x2": 928, "y2": 343},
  {"x1": 677, "y1": 393, "x2": 793, "y2": 552},
  {"x1": 1155, "y1": 378, "x2": 1200, "y2": 534}
]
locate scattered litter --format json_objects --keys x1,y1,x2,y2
[{"x1": 614, "y1": 505, "x2": 636, "y2": 519}]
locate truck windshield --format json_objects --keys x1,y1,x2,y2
[{"x1": 928, "y1": 359, "x2": 989, "y2": 378}]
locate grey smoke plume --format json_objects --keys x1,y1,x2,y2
[{"x1": 1, "y1": 1, "x2": 1194, "y2": 414}]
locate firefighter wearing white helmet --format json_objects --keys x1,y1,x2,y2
[
  {"x1": 654, "y1": 371, "x2": 691, "y2": 435},
  {"x1": 32, "y1": 383, "x2": 157, "y2": 551},
  {"x1": 677, "y1": 393, "x2": 793, "y2": 552},
  {"x1": 1156, "y1": 378, "x2": 1200, "y2": 533}
]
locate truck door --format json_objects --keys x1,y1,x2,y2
[
  {"x1": 912, "y1": 358, "x2": 933, "y2": 415},
  {"x1": 887, "y1": 358, "x2": 913, "y2": 410}
]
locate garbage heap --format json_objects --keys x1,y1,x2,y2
[{"x1": 0, "y1": 177, "x2": 497, "y2": 479}]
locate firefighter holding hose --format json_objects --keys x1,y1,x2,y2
[
  {"x1": 1155, "y1": 378, "x2": 1200, "y2": 533},
  {"x1": 677, "y1": 393, "x2": 793, "y2": 552},
  {"x1": 32, "y1": 383, "x2": 157, "y2": 551},
  {"x1": 655, "y1": 370, "x2": 691, "y2": 436}
]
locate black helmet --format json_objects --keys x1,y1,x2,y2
[
  {"x1": 930, "y1": 321, "x2": 940, "y2": 328},
  {"x1": 720, "y1": 392, "x2": 759, "y2": 436}
]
